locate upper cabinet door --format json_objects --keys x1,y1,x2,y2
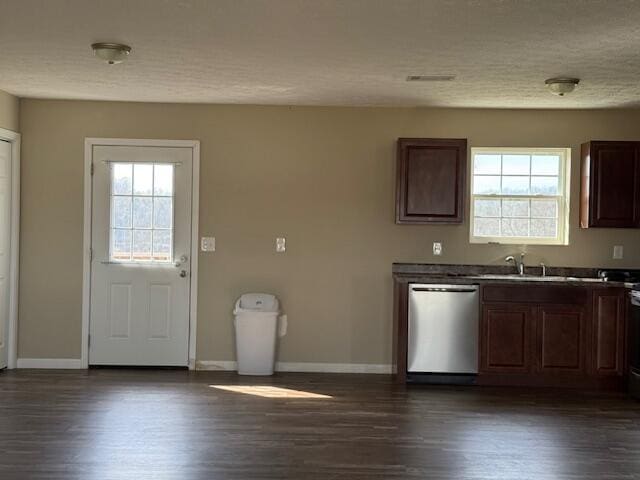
[
  {"x1": 580, "y1": 141, "x2": 640, "y2": 228},
  {"x1": 396, "y1": 138, "x2": 467, "y2": 224}
]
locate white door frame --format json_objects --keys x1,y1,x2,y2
[
  {"x1": 82, "y1": 138, "x2": 200, "y2": 369},
  {"x1": 0, "y1": 127, "x2": 20, "y2": 369}
]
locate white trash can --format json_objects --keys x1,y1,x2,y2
[{"x1": 233, "y1": 293, "x2": 282, "y2": 375}]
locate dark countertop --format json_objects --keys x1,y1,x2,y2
[{"x1": 392, "y1": 263, "x2": 635, "y2": 289}]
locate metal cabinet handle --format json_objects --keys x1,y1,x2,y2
[{"x1": 412, "y1": 287, "x2": 477, "y2": 293}]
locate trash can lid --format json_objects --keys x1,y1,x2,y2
[{"x1": 234, "y1": 293, "x2": 279, "y2": 313}]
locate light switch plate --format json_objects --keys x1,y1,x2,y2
[
  {"x1": 201, "y1": 237, "x2": 215, "y2": 252},
  {"x1": 433, "y1": 242, "x2": 442, "y2": 256},
  {"x1": 613, "y1": 245, "x2": 623, "y2": 259},
  {"x1": 276, "y1": 237, "x2": 286, "y2": 253}
]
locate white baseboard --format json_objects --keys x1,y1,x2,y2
[
  {"x1": 197, "y1": 360, "x2": 237, "y2": 371},
  {"x1": 14, "y1": 358, "x2": 392, "y2": 374},
  {"x1": 196, "y1": 360, "x2": 392, "y2": 374},
  {"x1": 16, "y1": 358, "x2": 83, "y2": 369}
]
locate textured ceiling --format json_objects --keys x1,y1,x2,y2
[{"x1": 1, "y1": 0, "x2": 640, "y2": 108}]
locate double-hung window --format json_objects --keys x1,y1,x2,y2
[{"x1": 470, "y1": 148, "x2": 570, "y2": 245}]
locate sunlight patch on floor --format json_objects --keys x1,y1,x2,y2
[{"x1": 210, "y1": 385, "x2": 332, "y2": 399}]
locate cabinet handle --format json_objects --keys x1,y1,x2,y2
[{"x1": 412, "y1": 287, "x2": 477, "y2": 293}]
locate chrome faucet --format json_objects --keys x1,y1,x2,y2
[
  {"x1": 540, "y1": 262, "x2": 547, "y2": 277},
  {"x1": 505, "y1": 253, "x2": 525, "y2": 275}
]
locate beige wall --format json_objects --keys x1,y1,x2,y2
[
  {"x1": 18, "y1": 99, "x2": 640, "y2": 363},
  {"x1": 0, "y1": 89, "x2": 19, "y2": 132}
]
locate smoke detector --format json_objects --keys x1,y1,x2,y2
[
  {"x1": 91, "y1": 42, "x2": 132, "y2": 65},
  {"x1": 545, "y1": 77, "x2": 580, "y2": 96}
]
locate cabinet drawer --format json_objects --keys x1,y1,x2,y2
[{"x1": 482, "y1": 284, "x2": 588, "y2": 304}]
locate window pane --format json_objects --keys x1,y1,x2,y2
[
  {"x1": 153, "y1": 230, "x2": 172, "y2": 261},
  {"x1": 154, "y1": 197, "x2": 173, "y2": 229},
  {"x1": 112, "y1": 229, "x2": 131, "y2": 260},
  {"x1": 531, "y1": 176, "x2": 558, "y2": 195},
  {"x1": 502, "y1": 155, "x2": 530, "y2": 175},
  {"x1": 474, "y1": 199, "x2": 500, "y2": 217},
  {"x1": 473, "y1": 176, "x2": 501, "y2": 194},
  {"x1": 133, "y1": 164, "x2": 153, "y2": 195},
  {"x1": 474, "y1": 155, "x2": 501, "y2": 175},
  {"x1": 112, "y1": 163, "x2": 132, "y2": 195},
  {"x1": 133, "y1": 197, "x2": 153, "y2": 228},
  {"x1": 502, "y1": 199, "x2": 529, "y2": 217},
  {"x1": 474, "y1": 217, "x2": 500, "y2": 237},
  {"x1": 531, "y1": 199, "x2": 557, "y2": 218},
  {"x1": 471, "y1": 148, "x2": 567, "y2": 243},
  {"x1": 532, "y1": 155, "x2": 559, "y2": 175},
  {"x1": 112, "y1": 196, "x2": 132, "y2": 228},
  {"x1": 531, "y1": 218, "x2": 557, "y2": 237},
  {"x1": 501, "y1": 176, "x2": 530, "y2": 195},
  {"x1": 109, "y1": 162, "x2": 175, "y2": 263},
  {"x1": 501, "y1": 218, "x2": 529, "y2": 237},
  {"x1": 132, "y1": 229, "x2": 152, "y2": 261},
  {"x1": 154, "y1": 164, "x2": 174, "y2": 196}
]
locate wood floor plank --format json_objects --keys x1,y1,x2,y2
[{"x1": 1, "y1": 370, "x2": 640, "y2": 479}]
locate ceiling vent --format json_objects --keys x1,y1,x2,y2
[{"x1": 406, "y1": 75, "x2": 456, "y2": 82}]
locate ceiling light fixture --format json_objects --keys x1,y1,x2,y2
[
  {"x1": 545, "y1": 77, "x2": 580, "y2": 96},
  {"x1": 91, "y1": 42, "x2": 132, "y2": 65},
  {"x1": 406, "y1": 75, "x2": 456, "y2": 82}
]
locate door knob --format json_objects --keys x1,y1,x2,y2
[{"x1": 179, "y1": 270, "x2": 187, "y2": 278}]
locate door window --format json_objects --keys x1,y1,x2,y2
[{"x1": 110, "y1": 163, "x2": 174, "y2": 262}]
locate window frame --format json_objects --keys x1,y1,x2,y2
[
  {"x1": 469, "y1": 147, "x2": 571, "y2": 246},
  {"x1": 108, "y1": 162, "x2": 176, "y2": 264}
]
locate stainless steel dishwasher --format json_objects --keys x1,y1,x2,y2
[{"x1": 407, "y1": 283, "x2": 479, "y2": 384}]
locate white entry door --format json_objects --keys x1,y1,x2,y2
[
  {"x1": 90, "y1": 145, "x2": 193, "y2": 366},
  {"x1": 0, "y1": 140, "x2": 11, "y2": 369}
]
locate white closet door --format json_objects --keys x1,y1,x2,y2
[{"x1": 0, "y1": 140, "x2": 11, "y2": 369}]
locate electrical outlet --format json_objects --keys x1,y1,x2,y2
[
  {"x1": 613, "y1": 245, "x2": 623, "y2": 259},
  {"x1": 276, "y1": 237, "x2": 286, "y2": 253},
  {"x1": 201, "y1": 237, "x2": 215, "y2": 252},
  {"x1": 433, "y1": 242, "x2": 442, "y2": 256}
]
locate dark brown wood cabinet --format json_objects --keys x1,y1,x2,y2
[
  {"x1": 536, "y1": 304, "x2": 587, "y2": 375},
  {"x1": 480, "y1": 304, "x2": 534, "y2": 373},
  {"x1": 592, "y1": 289, "x2": 626, "y2": 376},
  {"x1": 395, "y1": 138, "x2": 467, "y2": 224},
  {"x1": 476, "y1": 285, "x2": 626, "y2": 388},
  {"x1": 480, "y1": 301, "x2": 588, "y2": 377},
  {"x1": 580, "y1": 141, "x2": 640, "y2": 228}
]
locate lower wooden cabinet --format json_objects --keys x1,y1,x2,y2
[
  {"x1": 481, "y1": 304, "x2": 534, "y2": 373},
  {"x1": 479, "y1": 287, "x2": 627, "y2": 386},
  {"x1": 592, "y1": 289, "x2": 626, "y2": 376},
  {"x1": 536, "y1": 304, "x2": 587, "y2": 375}
]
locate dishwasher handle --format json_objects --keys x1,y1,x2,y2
[{"x1": 411, "y1": 286, "x2": 478, "y2": 293}]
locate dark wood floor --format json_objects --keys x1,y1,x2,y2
[{"x1": 1, "y1": 370, "x2": 640, "y2": 479}]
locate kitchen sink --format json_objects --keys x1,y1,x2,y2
[
  {"x1": 471, "y1": 274, "x2": 565, "y2": 281},
  {"x1": 469, "y1": 274, "x2": 605, "y2": 283}
]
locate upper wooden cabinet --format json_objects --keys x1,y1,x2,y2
[
  {"x1": 395, "y1": 138, "x2": 467, "y2": 224},
  {"x1": 580, "y1": 141, "x2": 640, "y2": 228}
]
